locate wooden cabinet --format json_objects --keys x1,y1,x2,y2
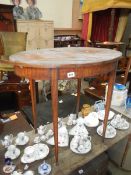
[
  {"x1": 0, "y1": 82, "x2": 31, "y2": 110},
  {"x1": 16, "y1": 20, "x2": 54, "y2": 50}
]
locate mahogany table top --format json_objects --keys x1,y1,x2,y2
[{"x1": 9, "y1": 47, "x2": 122, "y2": 68}]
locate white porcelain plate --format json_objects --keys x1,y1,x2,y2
[
  {"x1": 97, "y1": 110, "x2": 115, "y2": 121},
  {"x1": 97, "y1": 125, "x2": 116, "y2": 138}
]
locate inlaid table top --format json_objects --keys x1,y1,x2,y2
[{"x1": 9, "y1": 47, "x2": 122, "y2": 68}]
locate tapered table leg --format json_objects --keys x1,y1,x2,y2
[
  {"x1": 51, "y1": 69, "x2": 58, "y2": 163},
  {"x1": 76, "y1": 78, "x2": 81, "y2": 117},
  {"x1": 29, "y1": 79, "x2": 37, "y2": 131},
  {"x1": 103, "y1": 70, "x2": 116, "y2": 140}
]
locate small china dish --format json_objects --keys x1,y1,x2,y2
[
  {"x1": 15, "y1": 136, "x2": 29, "y2": 146},
  {"x1": 84, "y1": 112, "x2": 99, "y2": 127},
  {"x1": 3, "y1": 164, "x2": 16, "y2": 174},
  {"x1": 110, "y1": 114, "x2": 129, "y2": 130},
  {"x1": 15, "y1": 132, "x2": 29, "y2": 146},
  {"x1": 97, "y1": 110, "x2": 115, "y2": 121},
  {"x1": 70, "y1": 135, "x2": 91, "y2": 154},
  {"x1": 97, "y1": 124, "x2": 116, "y2": 138}
]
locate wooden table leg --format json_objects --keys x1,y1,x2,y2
[
  {"x1": 76, "y1": 78, "x2": 81, "y2": 117},
  {"x1": 51, "y1": 69, "x2": 58, "y2": 163},
  {"x1": 29, "y1": 79, "x2": 37, "y2": 131},
  {"x1": 103, "y1": 70, "x2": 116, "y2": 140}
]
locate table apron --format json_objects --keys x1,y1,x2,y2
[{"x1": 14, "y1": 61, "x2": 117, "y2": 80}]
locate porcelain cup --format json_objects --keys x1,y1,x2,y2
[
  {"x1": 78, "y1": 144, "x2": 84, "y2": 152},
  {"x1": 17, "y1": 132, "x2": 26, "y2": 141}
]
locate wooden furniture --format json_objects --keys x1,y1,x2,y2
[
  {"x1": 0, "y1": 113, "x2": 130, "y2": 174},
  {"x1": 9, "y1": 47, "x2": 121, "y2": 162},
  {"x1": 54, "y1": 35, "x2": 84, "y2": 48},
  {"x1": 0, "y1": 4, "x2": 16, "y2": 55},
  {"x1": 16, "y1": 20, "x2": 54, "y2": 50},
  {"x1": 125, "y1": 36, "x2": 131, "y2": 56},
  {"x1": 0, "y1": 81, "x2": 31, "y2": 110},
  {"x1": 84, "y1": 56, "x2": 131, "y2": 99}
]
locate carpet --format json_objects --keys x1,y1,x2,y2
[{"x1": 22, "y1": 94, "x2": 94, "y2": 127}]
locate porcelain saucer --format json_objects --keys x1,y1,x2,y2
[
  {"x1": 15, "y1": 136, "x2": 29, "y2": 146},
  {"x1": 97, "y1": 125, "x2": 116, "y2": 138},
  {"x1": 111, "y1": 118, "x2": 129, "y2": 130},
  {"x1": 97, "y1": 110, "x2": 115, "y2": 121},
  {"x1": 5, "y1": 148, "x2": 20, "y2": 160}
]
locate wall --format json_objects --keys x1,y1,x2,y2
[{"x1": 0, "y1": 0, "x2": 73, "y2": 28}]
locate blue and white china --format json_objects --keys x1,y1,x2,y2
[{"x1": 38, "y1": 161, "x2": 51, "y2": 175}]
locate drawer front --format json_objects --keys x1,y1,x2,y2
[
  {"x1": 39, "y1": 39, "x2": 54, "y2": 49},
  {"x1": 0, "y1": 84, "x2": 19, "y2": 92}
]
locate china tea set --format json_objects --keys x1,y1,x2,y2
[{"x1": 1, "y1": 101, "x2": 130, "y2": 174}]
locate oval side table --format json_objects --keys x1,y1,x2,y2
[{"x1": 9, "y1": 47, "x2": 122, "y2": 163}]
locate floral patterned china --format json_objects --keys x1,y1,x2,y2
[
  {"x1": 15, "y1": 132, "x2": 29, "y2": 146},
  {"x1": 70, "y1": 134, "x2": 92, "y2": 154},
  {"x1": 21, "y1": 144, "x2": 49, "y2": 163},
  {"x1": 110, "y1": 114, "x2": 129, "y2": 130},
  {"x1": 97, "y1": 124, "x2": 116, "y2": 138}
]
